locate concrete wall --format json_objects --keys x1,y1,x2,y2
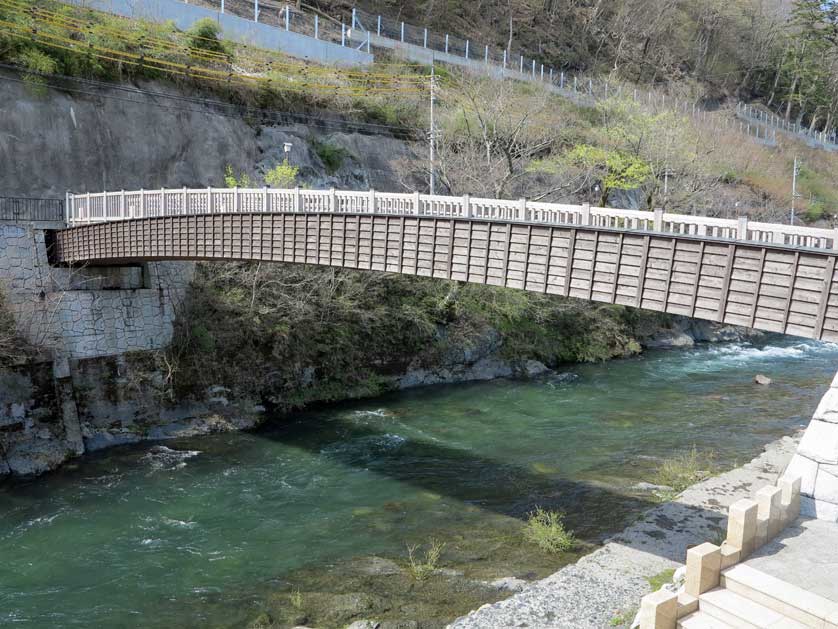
[
  {"x1": 67, "y1": 0, "x2": 372, "y2": 67},
  {"x1": 0, "y1": 224, "x2": 193, "y2": 361}
]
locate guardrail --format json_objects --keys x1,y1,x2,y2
[
  {"x1": 66, "y1": 188, "x2": 838, "y2": 251},
  {"x1": 0, "y1": 196, "x2": 65, "y2": 223}
]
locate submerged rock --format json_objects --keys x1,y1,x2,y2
[{"x1": 487, "y1": 577, "x2": 528, "y2": 592}]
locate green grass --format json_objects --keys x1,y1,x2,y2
[
  {"x1": 522, "y1": 507, "x2": 575, "y2": 553},
  {"x1": 646, "y1": 568, "x2": 675, "y2": 591},
  {"x1": 653, "y1": 445, "x2": 716, "y2": 498}
]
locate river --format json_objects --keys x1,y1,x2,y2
[{"x1": 1, "y1": 337, "x2": 836, "y2": 627}]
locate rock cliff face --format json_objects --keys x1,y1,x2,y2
[{"x1": 0, "y1": 69, "x2": 419, "y2": 197}]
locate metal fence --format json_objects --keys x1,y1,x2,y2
[
  {"x1": 0, "y1": 197, "x2": 65, "y2": 222},
  {"x1": 736, "y1": 103, "x2": 838, "y2": 152}
]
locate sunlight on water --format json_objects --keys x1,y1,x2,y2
[{"x1": 0, "y1": 337, "x2": 836, "y2": 627}]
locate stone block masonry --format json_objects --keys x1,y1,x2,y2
[
  {"x1": 0, "y1": 223, "x2": 195, "y2": 476},
  {"x1": 786, "y1": 370, "x2": 838, "y2": 522},
  {"x1": 0, "y1": 224, "x2": 193, "y2": 361}
]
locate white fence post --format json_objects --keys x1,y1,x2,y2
[
  {"x1": 161, "y1": 187, "x2": 167, "y2": 216},
  {"x1": 581, "y1": 202, "x2": 591, "y2": 226},
  {"x1": 463, "y1": 193, "x2": 471, "y2": 218},
  {"x1": 413, "y1": 191, "x2": 421, "y2": 215},
  {"x1": 120, "y1": 189, "x2": 126, "y2": 219},
  {"x1": 400, "y1": 22, "x2": 404, "y2": 42},
  {"x1": 182, "y1": 186, "x2": 187, "y2": 214},
  {"x1": 263, "y1": 186, "x2": 269, "y2": 212},
  {"x1": 329, "y1": 188, "x2": 337, "y2": 213},
  {"x1": 519, "y1": 197, "x2": 528, "y2": 221},
  {"x1": 369, "y1": 189, "x2": 376, "y2": 213},
  {"x1": 207, "y1": 186, "x2": 212, "y2": 213},
  {"x1": 654, "y1": 208, "x2": 664, "y2": 232},
  {"x1": 139, "y1": 188, "x2": 145, "y2": 218},
  {"x1": 234, "y1": 186, "x2": 239, "y2": 213},
  {"x1": 294, "y1": 186, "x2": 301, "y2": 212},
  {"x1": 445, "y1": 34, "x2": 449, "y2": 54},
  {"x1": 738, "y1": 216, "x2": 749, "y2": 241},
  {"x1": 465, "y1": 40, "x2": 470, "y2": 59}
]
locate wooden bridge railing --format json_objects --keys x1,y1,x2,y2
[{"x1": 66, "y1": 188, "x2": 838, "y2": 251}]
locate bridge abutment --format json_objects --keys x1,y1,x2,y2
[{"x1": 0, "y1": 223, "x2": 195, "y2": 475}]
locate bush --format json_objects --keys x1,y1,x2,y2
[
  {"x1": 522, "y1": 507, "x2": 575, "y2": 553},
  {"x1": 17, "y1": 48, "x2": 58, "y2": 94},
  {"x1": 264, "y1": 159, "x2": 299, "y2": 188},
  {"x1": 312, "y1": 140, "x2": 349, "y2": 174},
  {"x1": 187, "y1": 18, "x2": 226, "y2": 55}
]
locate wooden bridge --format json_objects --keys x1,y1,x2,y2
[{"x1": 50, "y1": 188, "x2": 838, "y2": 342}]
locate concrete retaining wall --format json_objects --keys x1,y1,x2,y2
[{"x1": 67, "y1": 0, "x2": 373, "y2": 67}]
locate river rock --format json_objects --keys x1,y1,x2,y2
[
  {"x1": 347, "y1": 621, "x2": 380, "y2": 629},
  {"x1": 487, "y1": 576, "x2": 529, "y2": 592},
  {"x1": 351, "y1": 556, "x2": 402, "y2": 576},
  {"x1": 754, "y1": 374, "x2": 772, "y2": 385}
]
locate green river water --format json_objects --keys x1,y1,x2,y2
[{"x1": 1, "y1": 337, "x2": 837, "y2": 628}]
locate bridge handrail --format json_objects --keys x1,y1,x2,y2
[{"x1": 65, "y1": 187, "x2": 838, "y2": 251}]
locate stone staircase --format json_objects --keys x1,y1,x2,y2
[{"x1": 676, "y1": 563, "x2": 838, "y2": 628}]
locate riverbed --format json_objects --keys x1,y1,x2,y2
[{"x1": 1, "y1": 337, "x2": 835, "y2": 627}]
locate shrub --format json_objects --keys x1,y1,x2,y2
[
  {"x1": 264, "y1": 159, "x2": 299, "y2": 188},
  {"x1": 224, "y1": 164, "x2": 252, "y2": 188},
  {"x1": 17, "y1": 48, "x2": 58, "y2": 94},
  {"x1": 522, "y1": 507, "x2": 575, "y2": 553},
  {"x1": 311, "y1": 140, "x2": 349, "y2": 174},
  {"x1": 187, "y1": 18, "x2": 226, "y2": 55}
]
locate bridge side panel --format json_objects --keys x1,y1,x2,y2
[{"x1": 50, "y1": 214, "x2": 838, "y2": 342}]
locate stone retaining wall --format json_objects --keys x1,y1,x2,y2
[{"x1": 0, "y1": 223, "x2": 192, "y2": 360}]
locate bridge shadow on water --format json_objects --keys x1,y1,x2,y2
[{"x1": 257, "y1": 409, "x2": 728, "y2": 560}]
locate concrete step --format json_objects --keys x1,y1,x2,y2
[
  {"x1": 721, "y1": 564, "x2": 838, "y2": 628},
  {"x1": 699, "y1": 587, "x2": 808, "y2": 629},
  {"x1": 677, "y1": 611, "x2": 735, "y2": 629}
]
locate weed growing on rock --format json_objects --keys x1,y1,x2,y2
[
  {"x1": 653, "y1": 445, "x2": 716, "y2": 497},
  {"x1": 522, "y1": 507, "x2": 575, "y2": 553},
  {"x1": 289, "y1": 589, "x2": 303, "y2": 609},
  {"x1": 406, "y1": 539, "x2": 446, "y2": 581}
]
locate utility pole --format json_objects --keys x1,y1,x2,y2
[
  {"x1": 429, "y1": 62, "x2": 436, "y2": 195},
  {"x1": 791, "y1": 156, "x2": 800, "y2": 225}
]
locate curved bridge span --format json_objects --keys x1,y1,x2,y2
[{"x1": 52, "y1": 188, "x2": 838, "y2": 342}]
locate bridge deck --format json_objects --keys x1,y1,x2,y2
[{"x1": 50, "y1": 210, "x2": 838, "y2": 343}]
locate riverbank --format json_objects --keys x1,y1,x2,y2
[
  {"x1": 1, "y1": 338, "x2": 830, "y2": 628},
  {"x1": 449, "y1": 432, "x2": 802, "y2": 629}
]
